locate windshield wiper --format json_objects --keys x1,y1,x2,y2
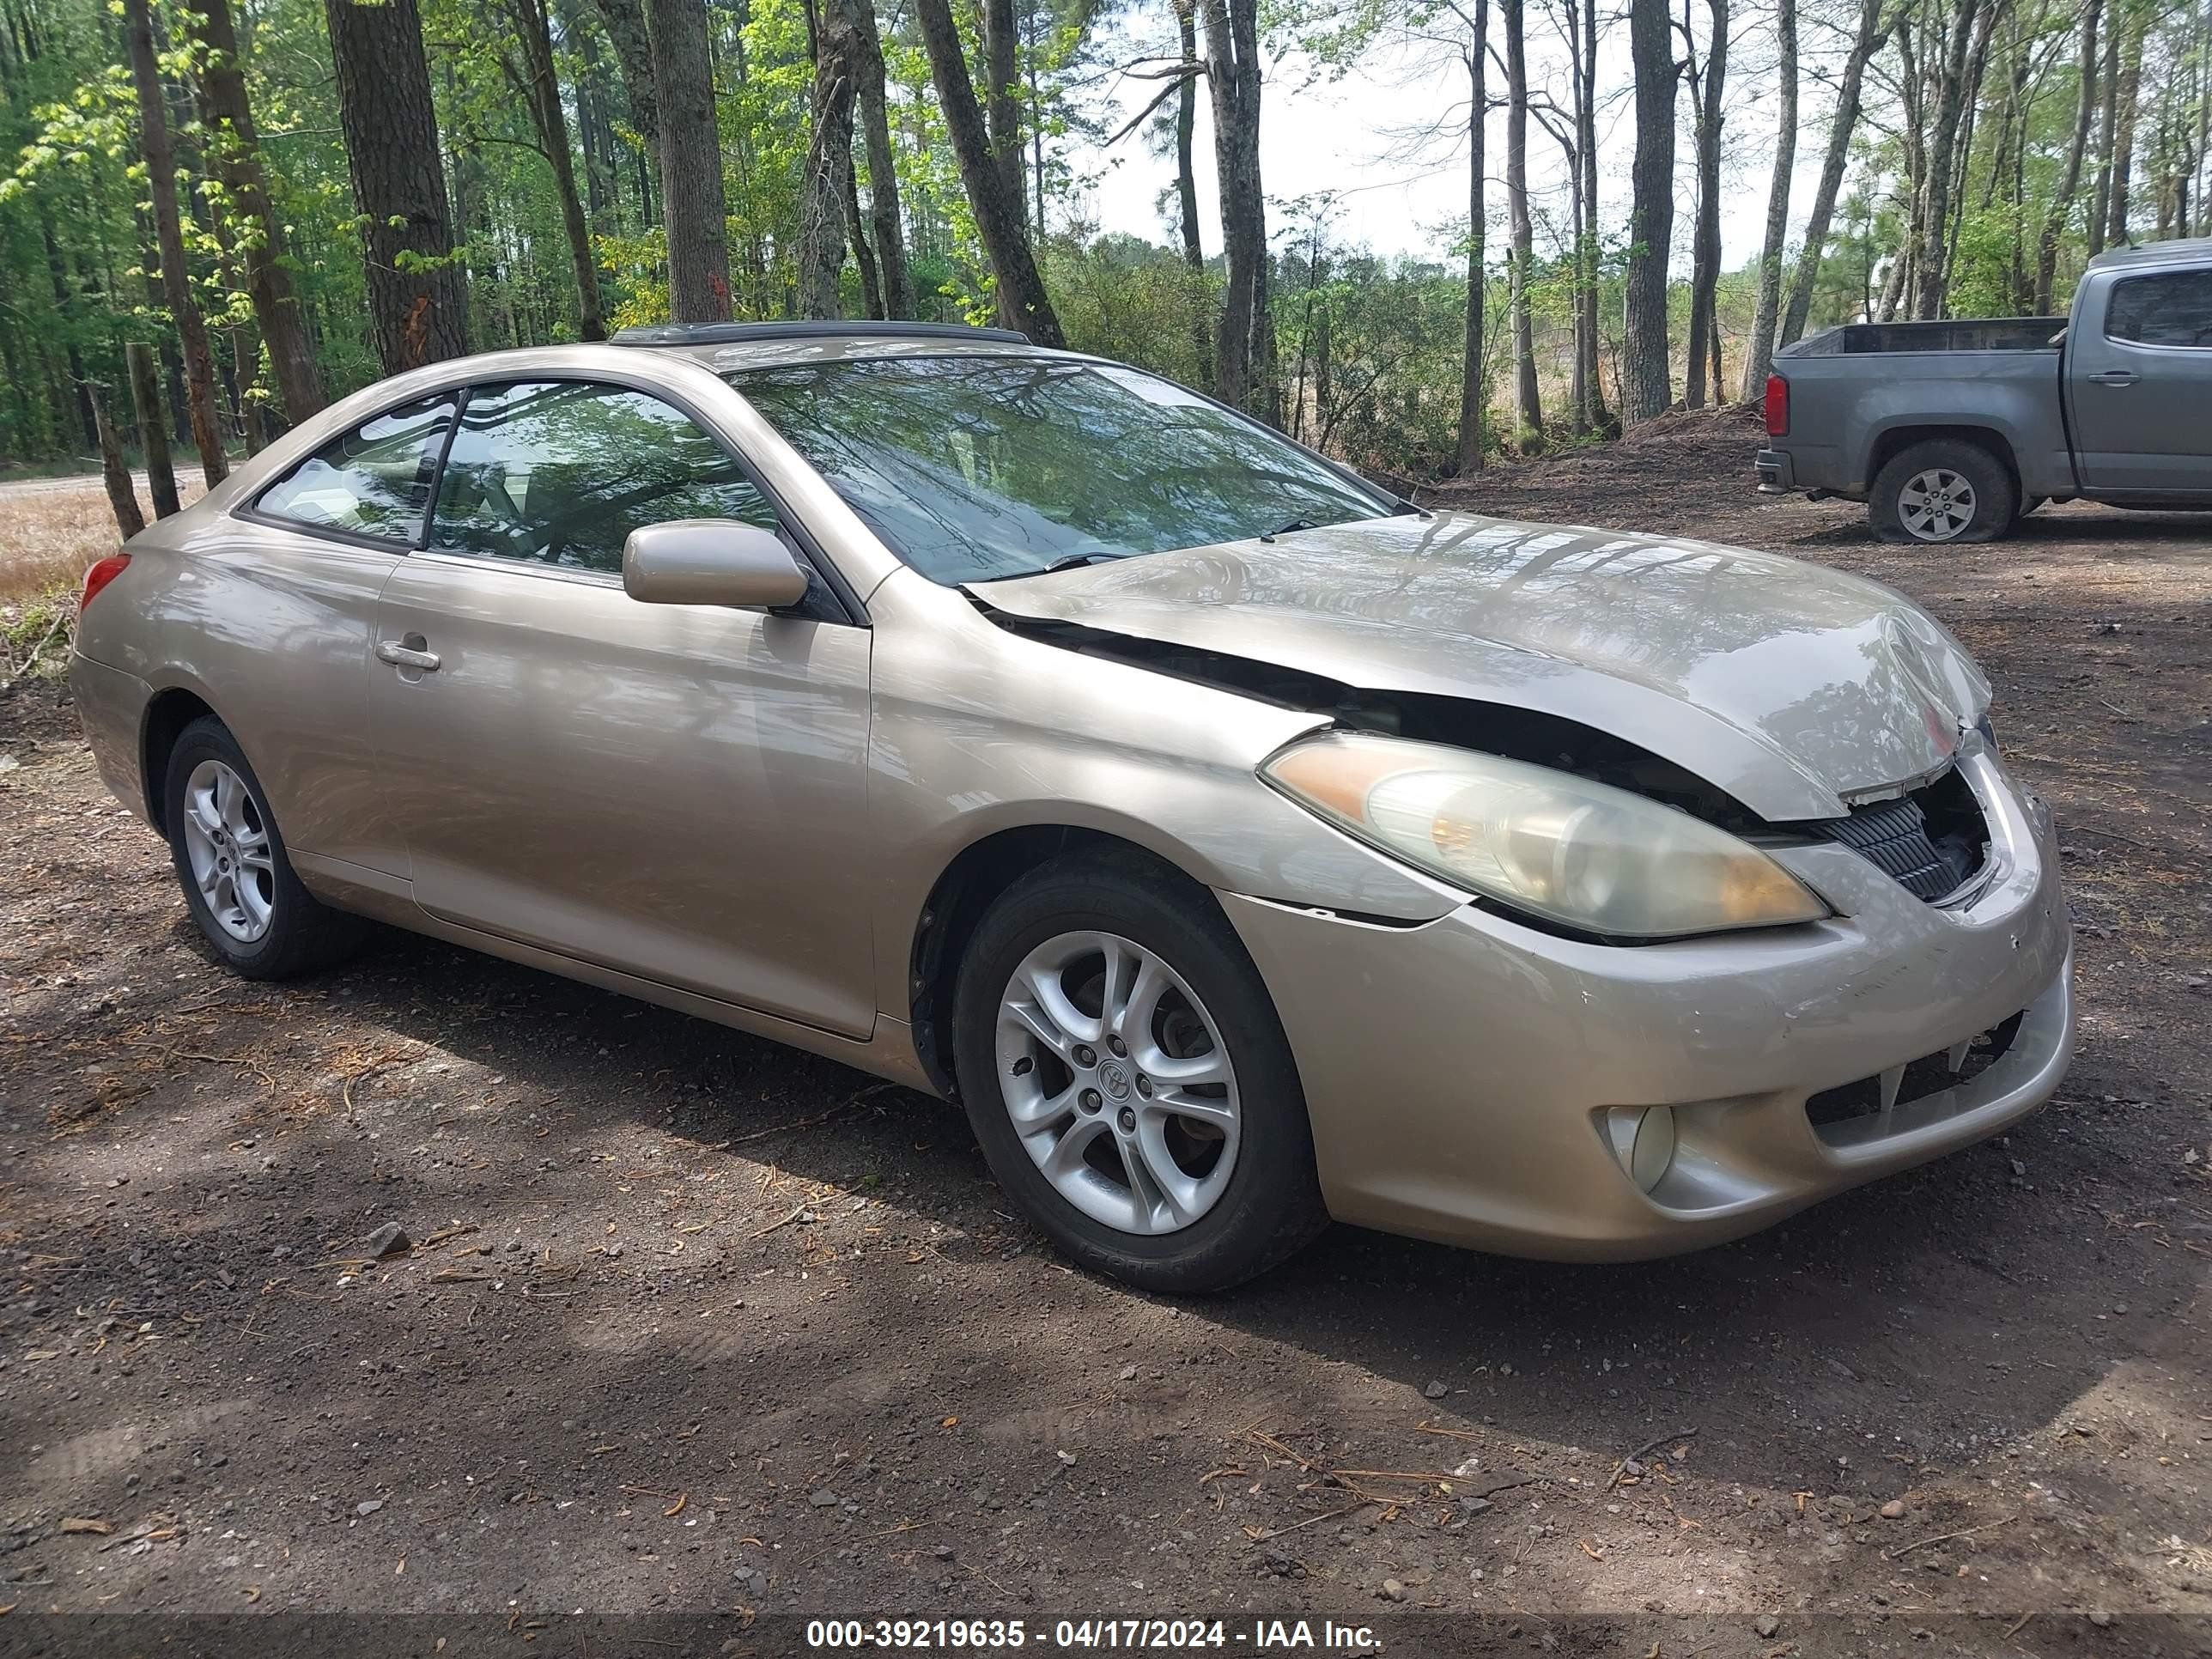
[
  {"x1": 1257, "y1": 518, "x2": 1317, "y2": 543},
  {"x1": 1040, "y1": 550, "x2": 1133, "y2": 574}
]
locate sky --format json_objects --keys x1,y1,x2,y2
[{"x1": 1061, "y1": 19, "x2": 1826, "y2": 275}]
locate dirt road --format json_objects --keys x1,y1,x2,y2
[{"x1": 3, "y1": 409, "x2": 2209, "y2": 1655}]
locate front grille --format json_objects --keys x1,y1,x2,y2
[
  {"x1": 1811, "y1": 767, "x2": 1990, "y2": 902},
  {"x1": 1805, "y1": 1010, "x2": 2025, "y2": 1132}
]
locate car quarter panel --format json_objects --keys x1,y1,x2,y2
[
  {"x1": 859, "y1": 569, "x2": 1468, "y2": 1021},
  {"x1": 72, "y1": 513, "x2": 405, "y2": 871},
  {"x1": 1778, "y1": 350, "x2": 2077, "y2": 500}
]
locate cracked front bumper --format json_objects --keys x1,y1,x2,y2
[{"x1": 1221, "y1": 748, "x2": 2074, "y2": 1260}]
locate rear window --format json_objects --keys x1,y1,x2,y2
[
  {"x1": 2105, "y1": 270, "x2": 2212, "y2": 348},
  {"x1": 255, "y1": 395, "x2": 458, "y2": 544}
]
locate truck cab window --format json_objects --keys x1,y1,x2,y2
[{"x1": 2105, "y1": 271, "x2": 2212, "y2": 349}]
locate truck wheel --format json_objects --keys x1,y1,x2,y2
[{"x1": 1871, "y1": 441, "x2": 2017, "y2": 545}]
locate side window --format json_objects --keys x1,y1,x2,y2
[
  {"x1": 256, "y1": 394, "x2": 457, "y2": 543},
  {"x1": 2105, "y1": 271, "x2": 2212, "y2": 348},
  {"x1": 430, "y1": 380, "x2": 780, "y2": 575}
]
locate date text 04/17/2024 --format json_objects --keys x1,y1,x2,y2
[{"x1": 803, "y1": 1619, "x2": 1382, "y2": 1650}]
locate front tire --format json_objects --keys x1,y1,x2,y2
[
  {"x1": 1870, "y1": 439, "x2": 2017, "y2": 544},
  {"x1": 162, "y1": 716, "x2": 365, "y2": 980},
  {"x1": 951, "y1": 855, "x2": 1327, "y2": 1293}
]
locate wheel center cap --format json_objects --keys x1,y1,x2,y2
[{"x1": 1097, "y1": 1060, "x2": 1133, "y2": 1102}]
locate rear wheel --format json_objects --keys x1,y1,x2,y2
[
  {"x1": 1870, "y1": 439, "x2": 2017, "y2": 544},
  {"x1": 951, "y1": 855, "x2": 1327, "y2": 1293},
  {"x1": 162, "y1": 716, "x2": 365, "y2": 979}
]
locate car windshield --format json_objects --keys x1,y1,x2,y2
[{"x1": 723, "y1": 356, "x2": 1389, "y2": 584}]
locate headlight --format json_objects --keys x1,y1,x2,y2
[{"x1": 1263, "y1": 733, "x2": 1828, "y2": 939}]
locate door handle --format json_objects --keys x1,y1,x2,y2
[
  {"x1": 376, "y1": 639, "x2": 441, "y2": 672},
  {"x1": 2086, "y1": 369, "x2": 2138, "y2": 386}
]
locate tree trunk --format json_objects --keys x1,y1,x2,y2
[
  {"x1": 1577, "y1": 0, "x2": 1609, "y2": 430},
  {"x1": 593, "y1": 0, "x2": 659, "y2": 161},
  {"x1": 796, "y1": 0, "x2": 857, "y2": 319},
  {"x1": 2185, "y1": 1, "x2": 2203, "y2": 236},
  {"x1": 2107, "y1": 18, "x2": 2142, "y2": 247},
  {"x1": 1173, "y1": 0, "x2": 1212, "y2": 388},
  {"x1": 1781, "y1": 0, "x2": 1887, "y2": 347},
  {"x1": 647, "y1": 0, "x2": 732, "y2": 322},
  {"x1": 588, "y1": 0, "x2": 654, "y2": 219},
  {"x1": 914, "y1": 0, "x2": 1065, "y2": 344},
  {"x1": 1455, "y1": 27, "x2": 1487, "y2": 477},
  {"x1": 325, "y1": 0, "x2": 471, "y2": 370},
  {"x1": 981, "y1": 0, "x2": 1024, "y2": 225},
  {"x1": 94, "y1": 390, "x2": 146, "y2": 542},
  {"x1": 125, "y1": 342, "x2": 180, "y2": 520},
  {"x1": 180, "y1": 0, "x2": 323, "y2": 425},
  {"x1": 1684, "y1": 0, "x2": 1729, "y2": 407},
  {"x1": 848, "y1": 173, "x2": 884, "y2": 317},
  {"x1": 125, "y1": 0, "x2": 227, "y2": 485},
  {"x1": 36, "y1": 213, "x2": 97, "y2": 451},
  {"x1": 1173, "y1": 3, "x2": 1204, "y2": 273},
  {"x1": 1740, "y1": 0, "x2": 1795, "y2": 398},
  {"x1": 1199, "y1": 0, "x2": 1273, "y2": 419},
  {"x1": 510, "y1": 0, "x2": 608, "y2": 339},
  {"x1": 1504, "y1": 0, "x2": 1541, "y2": 449},
  {"x1": 847, "y1": 0, "x2": 912, "y2": 319},
  {"x1": 2088, "y1": 16, "x2": 2119, "y2": 258},
  {"x1": 1621, "y1": 0, "x2": 1676, "y2": 423},
  {"x1": 2036, "y1": 0, "x2": 2102, "y2": 313},
  {"x1": 1911, "y1": 0, "x2": 1985, "y2": 319}
]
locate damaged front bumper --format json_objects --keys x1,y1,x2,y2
[{"x1": 1220, "y1": 746, "x2": 2073, "y2": 1260}]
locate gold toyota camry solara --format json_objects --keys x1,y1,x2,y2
[{"x1": 70, "y1": 323, "x2": 2074, "y2": 1291}]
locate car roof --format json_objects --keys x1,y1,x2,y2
[
  {"x1": 2084, "y1": 236, "x2": 2212, "y2": 273},
  {"x1": 611, "y1": 320, "x2": 1077, "y2": 374}
]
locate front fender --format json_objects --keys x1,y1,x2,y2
[{"x1": 863, "y1": 571, "x2": 1463, "y2": 1018}]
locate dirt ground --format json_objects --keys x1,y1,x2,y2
[{"x1": 3, "y1": 410, "x2": 2209, "y2": 1656}]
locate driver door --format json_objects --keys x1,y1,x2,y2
[
  {"x1": 366, "y1": 377, "x2": 877, "y2": 1037},
  {"x1": 2069, "y1": 267, "x2": 2212, "y2": 497}
]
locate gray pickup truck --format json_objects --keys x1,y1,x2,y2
[{"x1": 1755, "y1": 237, "x2": 2212, "y2": 543}]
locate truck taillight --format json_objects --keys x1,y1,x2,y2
[
  {"x1": 1763, "y1": 374, "x2": 1790, "y2": 437},
  {"x1": 80, "y1": 553, "x2": 131, "y2": 612}
]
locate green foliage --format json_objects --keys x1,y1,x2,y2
[{"x1": 1, "y1": 0, "x2": 2200, "y2": 480}]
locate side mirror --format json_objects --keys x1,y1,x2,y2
[{"x1": 623, "y1": 520, "x2": 811, "y2": 609}]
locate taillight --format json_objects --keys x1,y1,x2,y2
[
  {"x1": 1763, "y1": 374, "x2": 1790, "y2": 437},
  {"x1": 80, "y1": 552, "x2": 131, "y2": 612}
]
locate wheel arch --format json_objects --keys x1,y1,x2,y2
[
  {"x1": 908, "y1": 823, "x2": 1218, "y2": 1101},
  {"x1": 1866, "y1": 423, "x2": 2024, "y2": 501},
  {"x1": 140, "y1": 685, "x2": 221, "y2": 837}
]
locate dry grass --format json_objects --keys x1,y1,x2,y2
[
  {"x1": 0, "y1": 474, "x2": 199, "y2": 679},
  {"x1": 0, "y1": 478, "x2": 134, "y2": 605}
]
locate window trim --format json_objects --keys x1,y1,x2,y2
[
  {"x1": 238, "y1": 390, "x2": 464, "y2": 554},
  {"x1": 420, "y1": 370, "x2": 866, "y2": 626},
  {"x1": 2101, "y1": 270, "x2": 2212, "y2": 351},
  {"x1": 233, "y1": 367, "x2": 867, "y2": 625}
]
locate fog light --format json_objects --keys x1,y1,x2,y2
[{"x1": 1604, "y1": 1106, "x2": 1678, "y2": 1194}]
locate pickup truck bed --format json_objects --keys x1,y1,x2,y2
[{"x1": 1756, "y1": 238, "x2": 2212, "y2": 544}]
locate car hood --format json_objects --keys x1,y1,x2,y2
[{"x1": 970, "y1": 511, "x2": 1991, "y2": 822}]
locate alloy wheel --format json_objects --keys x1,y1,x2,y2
[
  {"x1": 995, "y1": 930, "x2": 1241, "y2": 1236},
  {"x1": 179, "y1": 758, "x2": 276, "y2": 943},
  {"x1": 1897, "y1": 467, "x2": 1977, "y2": 542}
]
